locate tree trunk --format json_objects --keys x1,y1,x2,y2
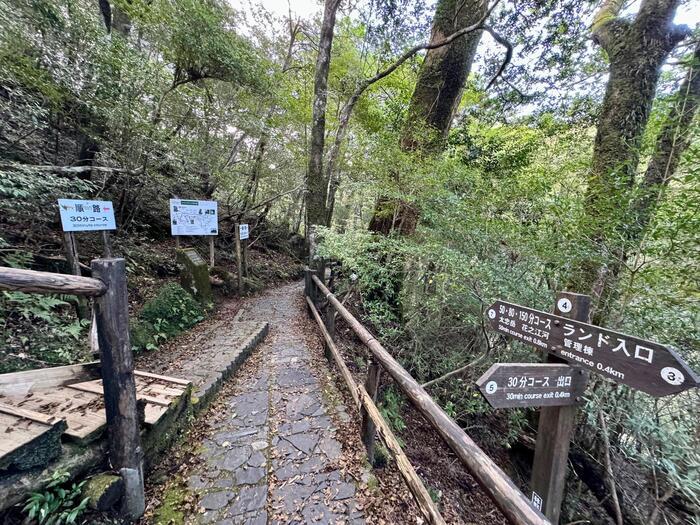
[
  {"x1": 631, "y1": 42, "x2": 700, "y2": 240},
  {"x1": 306, "y1": 0, "x2": 341, "y2": 232},
  {"x1": 368, "y1": 0, "x2": 488, "y2": 235},
  {"x1": 400, "y1": 0, "x2": 487, "y2": 152},
  {"x1": 567, "y1": 0, "x2": 689, "y2": 320}
]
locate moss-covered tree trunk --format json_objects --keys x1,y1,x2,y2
[
  {"x1": 567, "y1": 0, "x2": 689, "y2": 321},
  {"x1": 368, "y1": 0, "x2": 487, "y2": 235}
]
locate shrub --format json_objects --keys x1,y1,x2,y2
[
  {"x1": 22, "y1": 471, "x2": 89, "y2": 525},
  {"x1": 131, "y1": 283, "x2": 204, "y2": 351}
]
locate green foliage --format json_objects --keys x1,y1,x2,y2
[
  {"x1": 378, "y1": 386, "x2": 406, "y2": 434},
  {"x1": 0, "y1": 251, "x2": 89, "y2": 373},
  {"x1": 22, "y1": 471, "x2": 89, "y2": 525},
  {"x1": 131, "y1": 283, "x2": 204, "y2": 351},
  {"x1": 121, "y1": 0, "x2": 268, "y2": 89}
]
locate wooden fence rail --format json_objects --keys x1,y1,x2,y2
[
  {"x1": 0, "y1": 266, "x2": 107, "y2": 296},
  {"x1": 305, "y1": 296, "x2": 445, "y2": 524},
  {"x1": 0, "y1": 262, "x2": 145, "y2": 520},
  {"x1": 307, "y1": 270, "x2": 550, "y2": 525}
]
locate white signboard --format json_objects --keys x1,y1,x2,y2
[
  {"x1": 170, "y1": 199, "x2": 218, "y2": 236},
  {"x1": 58, "y1": 199, "x2": 116, "y2": 232},
  {"x1": 239, "y1": 223, "x2": 249, "y2": 240}
]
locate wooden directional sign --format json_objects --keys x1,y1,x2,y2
[
  {"x1": 476, "y1": 363, "x2": 587, "y2": 409},
  {"x1": 486, "y1": 300, "x2": 699, "y2": 397}
]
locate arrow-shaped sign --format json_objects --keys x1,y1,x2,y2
[
  {"x1": 486, "y1": 300, "x2": 699, "y2": 397},
  {"x1": 476, "y1": 363, "x2": 587, "y2": 409}
]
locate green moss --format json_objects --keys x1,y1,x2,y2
[
  {"x1": 131, "y1": 283, "x2": 204, "y2": 352},
  {"x1": 152, "y1": 484, "x2": 188, "y2": 525}
]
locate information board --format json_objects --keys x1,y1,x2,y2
[
  {"x1": 239, "y1": 224, "x2": 249, "y2": 240},
  {"x1": 476, "y1": 363, "x2": 587, "y2": 409},
  {"x1": 486, "y1": 300, "x2": 699, "y2": 397},
  {"x1": 170, "y1": 199, "x2": 218, "y2": 236},
  {"x1": 58, "y1": 199, "x2": 116, "y2": 232}
]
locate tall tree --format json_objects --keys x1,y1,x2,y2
[
  {"x1": 401, "y1": 0, "x2": 488, "y2": 151},
  {"x1": 568, "y1": 0, "x2": 690, "y2": 320},
  {"x1": 631, "y1": 42, "x2": 700, "y2": 241},
  {"x1": 369, "y1": 0, "x2": 489, "y2": 234},
  {"x1": 306, "y1": 0, "x2": 342, "y2": 231}
]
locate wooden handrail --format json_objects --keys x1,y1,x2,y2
[
  {"x1": 310, "y1": 273, "x2": 550, "y2": 525},
  {"x1": 306, "y1": 296, "x2": 445, "y2": 525},
  {"x1": 0, "y1": 266, "x2": 107, "y2": 297}
]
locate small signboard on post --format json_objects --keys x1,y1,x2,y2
[
  {"x1": 239, "y1": 223, "x2": 249, "y2": 240},
  {"x1": 58, "y1": 199, "x2": 116, "y2": 231},
  {"x1": 486, "y1": 300, "x2": 699, "y2": 397},
  {"x1": 169, "y1": 199, "x2": 218, "y2": 236},
  {"x1": 476, "y1": 363, "x2": 587, "y2": 409}
]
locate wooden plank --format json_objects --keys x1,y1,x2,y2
[
  {"x1": 0, "y1": 414, "x2": 50, "y2": 455},
  {"x1": 144, "y1": 404, "x2": 168, "y2": 426},
  {"x1": 141, "y1": 383, "x2": 184, "y2": 398},
  {"x1": 311, "y1": 274, "x2": 549, "y2": 525},
  {"x1": 67, "y1": 382, "x2": 171, "y2": 408},
  {"x1": 0, "y1": 362, "x2": 100, "y2": 398},
  {"x1": 0, "y1": 401, "x2": 63, "y2": 425},
  {"x1": 11, "y1": 387, "x2": 106, "y2": 442},
  {"x1": 0, "y1": 266, "x2": 107, "y2": 297},
  {"x1": 531, "y1": 293, "x2": 590, "y2": 523},
  {"x1": 133, "y1": 370, "x2": 191, "y2": 386}
]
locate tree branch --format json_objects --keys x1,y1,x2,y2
[
  {"x1": 0, "y1": 163, "x2": 141, "y2": 176},
  {"x1": 482, "y1": 25, "x2": 513, "y2": 89}
]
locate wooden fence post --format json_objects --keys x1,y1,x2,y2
[
  {"x1": 530, "y1": 292, "x2": 590, "y2": 523},
  {"x1": 304, "y1": 268, "x2": 316, "y2": 317},
  {"x1": 209, "y1": 236, "x2": 215, "y2": 268},
  {"x1": 361, "y1": 360, "x2": 381, "y2": 463},
  {"x1": 235, "y1": 224, "x2": 244, "y2": 294},
  {"x1": 90, "y1": 258, "x2": 145, "y2": 520}
]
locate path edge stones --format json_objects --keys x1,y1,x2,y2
[{"x1": 192, "y1": 321, "x2": 270, "y2": 412}]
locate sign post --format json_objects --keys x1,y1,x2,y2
[
  {"x1": 476, "y1": 363, "x2": 587, "y2": 409},
  {"x1": 485, "y1": 297, "x2": 699, "y2": 397},
  {"x1": 57, "y1": 199, "x2": 117, "y2": 320},
  {"x1": 530, "y1": 292, "x2": 589, "y2": 523},
  {"x1": 484, "y1": 292, "x2": 699, "y2": 523},
  {"x1": 239, "y1": 224, "x2": 249, "y2": 278},
  {"x1": 235, "y1": 223, "x2": 244, "y2": 294},
  {"x1": 169, "y1": 199, "x2": 218, "y2": 264}
]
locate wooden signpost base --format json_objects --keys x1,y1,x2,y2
[{"x1": 530, "y1": 292, "x2": 591, "y2": 523}]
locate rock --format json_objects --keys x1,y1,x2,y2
[
  {"x1": 177, "y1": 248, "x2": 213, "y2": 305},
  {"x1": 200, "y1": 490, "x2": 235, "y2": 510},
  {"x1": 83, "y1": 474, "x2": 124, "y2": 511}
]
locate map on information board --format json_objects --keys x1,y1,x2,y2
[
  {"x1": 170, "y1": 199, "x2": 218, "y2": 236},
  {"x1": 58, "y1": 199, "x2": 116, "y2": 232}
]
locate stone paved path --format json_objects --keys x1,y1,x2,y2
[{"x1": 185, "y1": 282, "x2": 365, "y2": 524}]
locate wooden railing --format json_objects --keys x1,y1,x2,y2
[
  {"x1": 305, "y1": 266, "x2": 550, "y2": 525},
  {"x1": 0, "y1": 260, "x2": 145, "y2": 520}
]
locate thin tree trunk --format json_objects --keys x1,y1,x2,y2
[{"x1": 306, "y1": 0, "x2": 342, "y2": 231}]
